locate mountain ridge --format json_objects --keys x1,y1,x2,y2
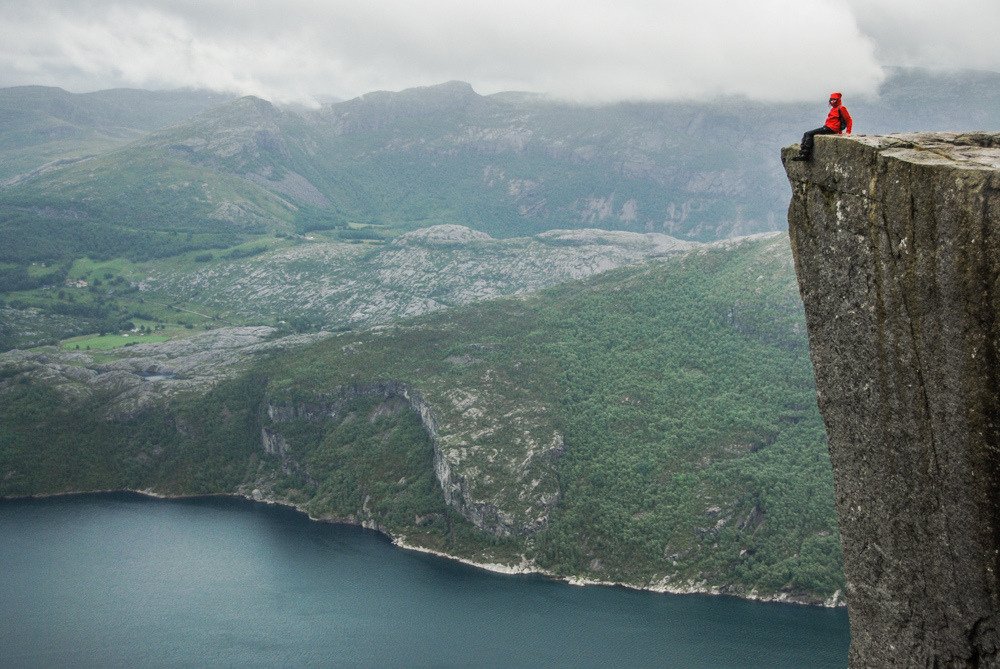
[{"x1": 4, "y1": 67, "x2": 999, "y2": 267}]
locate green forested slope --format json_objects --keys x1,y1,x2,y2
[{"x1": 0, "y1": 234, "x2": 843, "y2": 603}]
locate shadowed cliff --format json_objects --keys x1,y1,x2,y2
[{"x1": 783, "y1": 133, "x2": 1000, "y2": 667}]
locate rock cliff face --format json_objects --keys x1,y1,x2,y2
[
  {"x1": 265, "y1": 380, "x2": 560, "y2": 537},
  {"x1": 784, "y1": 133, "x2": 1000, "y2": 666}
]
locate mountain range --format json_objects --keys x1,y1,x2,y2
[
  {"x1": 1, "y1": 66, "x2": 998, "y2": 606},
  {"x1": 3, "y1": 67, "x2": 999, "y2": 265}
]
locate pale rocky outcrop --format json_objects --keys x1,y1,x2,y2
[
  {"x1": 784, "y1": 133, "x2": 1000, "y2": 666},
  {"x1": 0, "y1": 327, "x2": 328, "y2": 419},
  {"x1": 142, "y1": 224, "x2": 759, "y2": 329},
  {"x1": 260, "y1": 427, "x2": 289, "y2": 457}
]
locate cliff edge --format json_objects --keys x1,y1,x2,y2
[{"x1": 783, "y1": 133, "x2": 1000, "y2": 667}]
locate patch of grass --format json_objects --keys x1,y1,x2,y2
[
  {"x1": 66, "y1": 257, "x2": 137, "y2": 282},
  {"x1": 61, "y1": 333, "x2": 169, "y2": 350}
]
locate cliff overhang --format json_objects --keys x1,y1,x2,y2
[{"x1": 784, "y1": 132, "x2": 1000, "y2": 667}]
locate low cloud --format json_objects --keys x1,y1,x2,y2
[
  {"x1": 846, "y1": 1, "x2": 1000, "y2": 72},
  {"x1": 0, "y1": 0, "x2": 994, "y2": 104}
]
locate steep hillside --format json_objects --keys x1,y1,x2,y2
[
  {"x1": 1, "y1": 233, "x2": 844, "y2": 604},
  {"x1": 0, "y1": 96, "x2": 301, "y2": 262}
]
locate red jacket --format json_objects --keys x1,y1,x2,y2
[{"x1": 825, "y1": 103, "x2": 852, "y2": 134}]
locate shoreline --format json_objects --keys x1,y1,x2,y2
[
  {"x1": 2, "y1": 488, "x2": 845, "y2": 609},
  {"x1": 390, "y1": 537, "x2": 844, "y2": 608}
]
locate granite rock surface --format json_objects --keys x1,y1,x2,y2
[{"x1": 784, "y1": 132, "x2": 1000, "y2": 667}]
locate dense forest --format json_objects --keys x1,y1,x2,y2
[{"x1": 0, "y1": 235, "x2": 844, "y2": 603}]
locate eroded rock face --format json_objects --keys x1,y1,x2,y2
[
  {"x1": 265, "y1": 380, "x2": 562, "y2": 537},
  {"x1": 784, "y1": 133, "x2": 1000, "y2": 666}
]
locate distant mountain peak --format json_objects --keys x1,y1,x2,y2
[
  {"x1": 422, "y1": 80, "x2": 478, "y2": 95},
  {"x1": 176, "y1": 94, "x2": 282, "y2": 131},
  {"x1": 229, "y1": 95, "x2": 280, "y2": 114},
  {"x1": 0, "y1": 84, "x2": 70, "y2": 95},
  {"x1": 364, "y1": 80, "x2": 479, "y2": 99},
  {"x1": 344, "y1": 80, "x2": 482, "y2": 116}
]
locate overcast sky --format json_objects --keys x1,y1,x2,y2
[{"x1": 1, "y1": 0, "x2": 998, "y2": 105}]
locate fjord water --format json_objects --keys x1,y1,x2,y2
[{"x1": 0, "y1": 495, "x2": 848, "y2": 667}]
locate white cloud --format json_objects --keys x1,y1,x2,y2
[
  {"x1": 846, "y1": 1, "x2": 1000, "y2": 72},
  {"x1": 1, "y1": 0, "x2": 992, "y2": 104}
]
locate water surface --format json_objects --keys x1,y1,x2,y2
[{"x1": 0, "y1": 494, "x2": 849, "y2": 667}]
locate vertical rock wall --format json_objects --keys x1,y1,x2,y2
[{"x1": 784, "y1": 133, "x2": 1000, "y2": 667}]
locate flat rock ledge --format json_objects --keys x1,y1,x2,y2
[{"x1": 783, "y1": 133, "x2": 1000, "y2": 667}]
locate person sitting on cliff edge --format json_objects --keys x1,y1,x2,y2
[{"x1": 791, "y1": 92, "x2": 852, "y2": 161}]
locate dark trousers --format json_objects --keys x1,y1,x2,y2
[{"x1": 799, "y1": 126, "x2": 837, "y2": 156}]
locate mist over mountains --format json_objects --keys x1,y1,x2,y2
[
  {"x1": 0, "y1": 87, "x2": 232, "y2": 180},
  {"x1": 1, "y1": 65, "x2": 998, "y2": 607},
  {"x1": 2, "y1": 67, "x2": 998, "y2": 265}
]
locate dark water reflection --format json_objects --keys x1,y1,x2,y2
[{"x1": 0, "y1": 493, "x2": 849, "y2": 667}]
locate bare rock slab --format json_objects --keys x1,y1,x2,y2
[{"x1": 784, "y1": 133, "x2": 1000, "y2": 667}]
